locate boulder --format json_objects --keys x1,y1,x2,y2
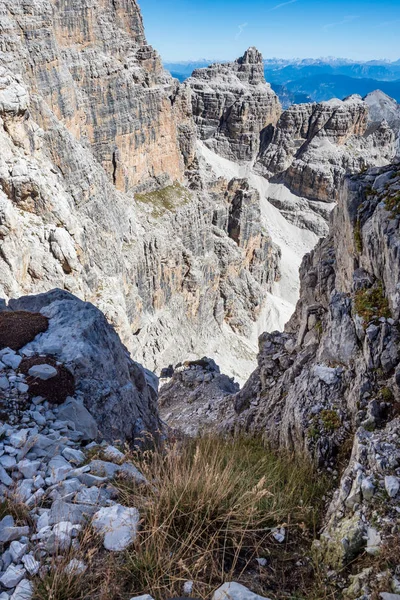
[
  {"x1": 8, "y1": 290, "x2": 161, "y2": 444},
  {"x1": 92, "y1": 504, "x2": 140, "y2": 551}
]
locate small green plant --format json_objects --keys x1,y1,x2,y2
[
  {"x1": 315, "y1": 319, "x2": 323, "y2": 339},
  {"x1": 354, "y1": 283, "x2": 391, "y2": 327},
  {"x1": 135, "y1": 182, "x2": 191, "y2": 217},
  {"x1": 385, "y1": 193, "x2": 400, "y2": 217},
  {"x1": 320, "y1": 410, "x2": 341, "y2": 433},
  {"x1": 380, "y1": 387, "x2": 394, "y2": 402},
  {"x1": 354, "y1": 219, "x2": 363, "y2": 254}
]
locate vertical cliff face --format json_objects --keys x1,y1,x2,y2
[
  {"x1": 0, "y1": 6, "x2": 281, "y2": 383},
  {"x1": 0, "y1": 0, "x2": 192, "y2": 192},
  {"x1": 187, "y1": 48, "x2": 281, "y2": 161},
  {"x1": 217, "y1": 164, "x2": 400, "y2": 582},
  {"x1": 255, "y1": 96, "x2": 396, "y2": 202}
]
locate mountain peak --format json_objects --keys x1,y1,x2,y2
[{"x1": 238, "y1": 47, "x2": 263, "y2": 65}]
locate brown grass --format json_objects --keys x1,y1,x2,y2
[
  {"x1": 0, "y1": 311, "x2": 48, "y2": 351},
  {"x1": 19, "y1": 355, "x2": 75, "y2": 404},
  {"x1": 32, "y1": 435, "x2": 330, "y2": 600}
]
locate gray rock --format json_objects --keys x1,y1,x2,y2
[
  {"x1": 213, "y1": 583, "x2": 272, "y2": 600},
  {"x1": 385, "y1": 476, "x2": 400, "y2": 498},
  {"x1": 0, "y1": 466, "x2": 14, "y2": 487},
  {"x1": 2, "y1": 354, "x2": 22, "y2": 370},
  {"x1": 57, "y1": 399, "x2": 98, "y2": 442},
  {"x1": 64, "y1": 559, "x2": 87, "y2": 575},
  {"x1": 18, "y1": 459, "x2": 41, "y2": 479},
  {"x1": 62, "y1": 447, "x2": 85, "y2": 465},
  {"x1": 9, "y1": 541, "x2": 27, "y2": 563},
  {"x1": 28, "y1": 364, "x2": 57, "y2": 380},
  {"x1": 21, "y1": 554, "x2": 39, "y2": 576},
  {"x1": 0, "y1": 564, "x2": 26, "y2": 588},
  {"x1": 9, "y1": 431, "x2": 28, "y2": 449},
  {"x1": 48, "y1": 500, "x2": 96, "y2": 526},
  {"x1": 0, "y1": 455, "x2": 17, "y2": 470},
  {"x1": 16, "y1": 291, "x2": 161, "y2": 444},
  {"x1": 0, "y1": 516, "x2": 30, "y2": 543},
  {"x1": 10, "y1": 579, "x2": 34, "y2": 600},
  {"x1": 92, "y1": 504, "x2": 140, "y2": 551}
]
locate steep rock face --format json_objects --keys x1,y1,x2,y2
[
  {"x1": 1, "y1": 289, "x2": 161, "y2": 443},
  {"x1": 0, "y1": 67, "x2": 280, "y2": 382},
  {"x1": 187, "y1": 48, "x2": 281, "y2": 161},
  {"x1": 224, "y1": 163, "x2": 400, "y2": 578},
  {"x1": 0, "y1": 0, "x2": 194, "y2": 193},
  {"x1": 364, "y1": 90, "x2": 400, "y2": 158},
  {"x1": 255, "y1": 96, "x2": 396, "y2": 202}
]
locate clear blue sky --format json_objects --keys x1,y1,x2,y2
[{"x1": 138, "y1": 0, "x2": 400, "y2": 62}]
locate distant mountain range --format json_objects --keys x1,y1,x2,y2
[{"x1": 164, "y1": 58, "x2": 400, "y2": 106}]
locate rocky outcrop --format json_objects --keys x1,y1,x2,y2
[
  {"x1": 222, "y1": 163, "x2": 400, "y2": 583},
  {"x1": 159, "y1": 357, "x2": 239, "y2": 436},
  {"x1": 187, "y1": 48, "x2": 281, "y2": 161},
  {"x1": 1, "y1": 289, "x2": 161, "y2": 443},
  {"x1": 0, "y1": 0, "x2": 195, "y2": 193},
  {"x1": 0, "y1": 39, "x2": 280, "y2": 383},
  {"x1": 255, "y1": 96, "x2": 396, "y2": 202},
  {"x1": 364, "y1": 90, "x2": 400, "y2": 158}
]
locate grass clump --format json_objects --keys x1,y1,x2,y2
[
  {"x1": 114, "y1": 435, "x2": 328, "y2": 600},
  {"x1": 354, "y1": 283, "x2": 391, "y2": 327},
  {"x1": 32, "y1": 436, "x2": 329, "y2": 600},
  {"x1": 135, "y1": 182, "x2": 191, "y2": 217},
  {"x1": 354, "y1": 219, "x2": 363, "y2": 254},
  {"x1": 0, "y1": 497, "x2": 31, "y2": 525},
  {"x1": 385, "y1": 193, "x2": 400, "y2": 217}
]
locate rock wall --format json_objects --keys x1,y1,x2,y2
[
  {"x1": 223, "y1": 163, "x2": 400, "y2": 581},
  {"x1": 0, "y1": 0, "x2": 193, "y2": 193},
  {"x1": 0, "y1": 62, "x2": 280, "y2": 381},
  {"x1": 187, "y1": 48, "x2": 281, "y2": 161},
  {"x1": 255, "y1": 96, "x2": 396, "y2": 202}
]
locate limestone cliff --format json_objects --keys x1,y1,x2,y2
[
  {"x1": 0, "y1": 0, "x2": 194, "y2": 193},
  {"x1": 0, "y1": 57, "x2": 279, "y2": 382},
  {"x1": 255, "y1": 95, "x2": 396, "y2": 202},
  {"x1": 223, "y1": 164, "x2": 400, "y2": 584},
  {"x1": 187, "y1": 48, "x2": 281, "y2": 161}
]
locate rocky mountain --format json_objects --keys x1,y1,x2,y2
[
  {"x1": 365, "y1": 90, "x2": 400, "y2": 157},
  {"x1": 186, "y1": 48, "x2": 281, "y2": 161},
  {"x1": 255, "y1": 95, "x2": 395, "y2": 202},
  {"x1": 225, "y1": 163, "x2": 400, "y2": 591},
  {"x1": 160, "y1": 163, "x2": 400, "y2": 595},
  {"x1": 0, "y1": 3, "x2": 286, "y2": 383}
]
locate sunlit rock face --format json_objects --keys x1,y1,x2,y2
[
  {"x1": 187, "y1": 48, "x2": 282, "y2": 161},
  {"x1": 0, "y1": 0, "x2": 195, "y2": 193},
  {"x1": 255, "y1": 95, "x2": 396, "y2": 202}
]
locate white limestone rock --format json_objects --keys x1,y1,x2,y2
[
  {"x1": 92, "y1": 504, "x2": 140, "y2": 551},
  {"x1": 213, "y1": 582, "x2": 272, "y2": 600}
]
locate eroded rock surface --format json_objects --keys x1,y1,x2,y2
[
  {"x1": 220, "y1": 164, "x2": 400, "y2": 585},
  {"x1": 255, "y1": 96, "x2": 396, "y2": 202},
  {"x1": 187, "y1": 48, "x2": 281, "y2": 161},
  {"x1": 1, "y1": 289, "x2": 161, "y2": 443}
]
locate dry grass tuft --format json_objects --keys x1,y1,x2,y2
[
  {"x1": 114, "y1": 435, "x2": 328, "y2": 600},
  {"x1": 31, "y1": 435, "x2": 328, "y2": 600}
]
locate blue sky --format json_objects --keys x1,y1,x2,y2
[{"x1": 138, "y1": 0, "x2": 400, "y2": 62}]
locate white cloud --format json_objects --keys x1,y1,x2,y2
[
  {"x1": 235, "y1": 22, "x2": 248, "y2": 40},
  {"x1": 269, "y1": 0, "x2": 298, "y2": 11},
  {"x1": 323, "y1": 15, "x2": 359, "y2": 30}
]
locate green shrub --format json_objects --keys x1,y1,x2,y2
[
  {"x1": 354, "y1": 283, "x2": 391, "y2": 327},
  {"x1": 135, "y1": 182, "x2": 191, "y2": 217}
]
